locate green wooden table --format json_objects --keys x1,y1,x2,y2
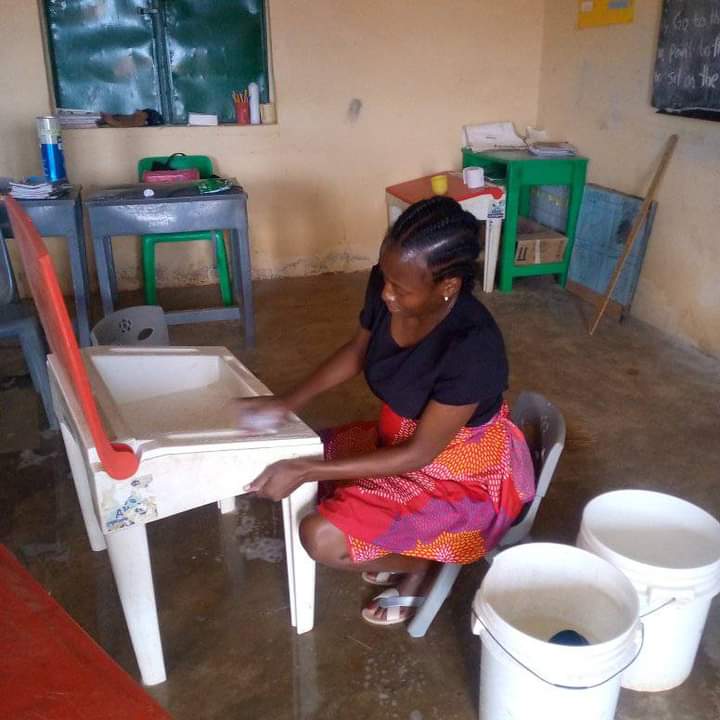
[{"x1": 462, "y1": 148, "x2": 588, "y2": 292}]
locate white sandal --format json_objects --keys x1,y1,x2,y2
[
  {"x1": 361, "y1": 588, "x2": 424, "y2": 627},
  {"x1": 361, "y1": 571, "x2": 404, "y2": 587}
]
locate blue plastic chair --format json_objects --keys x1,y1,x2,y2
[{"x1": 0, "y1": 229, "x2": 56, "y2": 428}]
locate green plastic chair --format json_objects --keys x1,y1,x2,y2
[{"x1": 137, "y1": 155, "x2": 233, "y2": 306}]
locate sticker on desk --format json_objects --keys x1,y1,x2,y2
[
  {"x1": 105, "y1": 490, "x2": 158, "y2": 532},
  {"x1": 131, "y1": 475, "x2": 153, "y2": 489},
  {"x1": 487, "y1": 201, "x2": 506, "y2": 219}
]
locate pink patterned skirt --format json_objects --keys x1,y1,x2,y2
[{"x1": 318, "y1": 402, "x2": 535, "y2": 564}]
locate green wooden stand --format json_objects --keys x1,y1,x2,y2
[{"x1": 462, "y1": 149, "x2": 588, "y2": 292}]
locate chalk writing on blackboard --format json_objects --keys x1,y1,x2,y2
[{"x1": 652, "y1": 0, "x2": 720, "y2": 120}]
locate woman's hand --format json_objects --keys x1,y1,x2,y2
[
  {"x1": 228, "y1": 396, "x2": 290, "y2": 433},
  {"x1": 245, "y1": 458, "x2": 315, "y2": 501}
]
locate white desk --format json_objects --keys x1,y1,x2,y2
[
  {"x1": 385, "y1": 172, "x2": 506, "y2": 292},
  {"x1": 49, "y1": 346, "x2": 322, "y2": 685}
]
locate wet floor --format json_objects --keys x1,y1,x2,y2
[{"x1": 1, "y1": 272, "x2": 719, "y2": 719}]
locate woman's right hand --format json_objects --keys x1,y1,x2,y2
[{"x1": 228, "y1": 395, "x2": 291, "y2": 433}]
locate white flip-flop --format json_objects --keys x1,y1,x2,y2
[
  {"x1": 361, "y1": 571, "x2": 404, "y2": 587},
  {"x1": 361, "y1": 587, "x2": 424, "y2": 627}
]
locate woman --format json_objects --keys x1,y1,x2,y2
[{"x1": 241, "y1": 196, "x2": 534, "y2": 626}]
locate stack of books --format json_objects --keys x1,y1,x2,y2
[
  {"x1": 528, "y1": 142, "x2": 577, "y2": 157},
  {"x1": 57, "y1": 109, "x2": 102, "y2": 128},
  {"x1": 9, "y1": 177, "x2": 70, "y2": 199}
]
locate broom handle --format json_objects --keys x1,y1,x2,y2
[{"x1": 589, "y1": 134, "x2": 678, "y2": 336}]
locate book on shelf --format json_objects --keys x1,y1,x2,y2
[
  {"x1": 527, "y1": 141, "x2": 577, "y2": 157},
  {"x1": 8, "y1": 177, "x2": 71, "y2": 199}
]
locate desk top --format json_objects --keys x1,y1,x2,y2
[
  {"x1": 386, "y1": 172, "x2": 504, "y2": 204},
  {"x1": 84, "y1": 181, "x2": 245, "y2": 206},
  {"x1": 0, "y1": 186, "x2": 82, "y2": 207},
  {"x1": 54, "y1": 347, "x2": 320, "y2": 457},
  {"x1": 462, "y1": 148, "x2": 589, "y2": 164},
  {"x1": 0, "y1": 188, "x2": 82, "y2": 239}
]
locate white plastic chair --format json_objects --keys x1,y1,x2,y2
[
  {"x1": 407, "y1": 391, "x2": 566, "y2": 638},
  {"x1": 91, "y1": 305, "x2": 170, "y2": 346}
]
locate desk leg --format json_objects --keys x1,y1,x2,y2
[
  {"x1": 104, "y1": 236, "x2": 119, "y2": 305},
  {"x1": 68, "y1": 204, "x2": 91, "y2": 346},
  {"x1": 483, "y1": 219, "x2": 502, "y2": 293},
  {"x1": 59, "y1": 422, "x2": 106, "y2": 552},
  {"x1": 93, "y1": 233, "x2": 115, "y2": 316},
  {"x1": 499, "y1": 178, "x2": 520, "y2": 293},
  {"x1": 560, "y1": 167, "x2": 587, "y2": 287},
  {"x1": 282, "y1": 482, "x2": 317, "y2": 634},
  {"x1": 106, "y1": 524, "x2": 166, "y2": 686},
  {"x1": 230, "y1": 226, "x2": 256, "y2": 347},
  {"x1": 281, "y1": 496, "x2": 297, "y2": 628}
]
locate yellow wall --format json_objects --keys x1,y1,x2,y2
[
  {"x1": 538, "y1": 1, "x2": 720, "y2": 357},
  {"x1": 0, "y1": 0, "x2": 543, "y2": 293},
  {"x1": 3, "y1": 1, "x2": 718, "y2": 357}
]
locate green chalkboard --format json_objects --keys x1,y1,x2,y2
[
  {"x1": 45, "y1": 0, "x2": 162, "y2": 115},
  {"x1": 43, "y1": 0, "x2": 268, "y2": 124},
  {"x1": 164, "y1": 0, "x2": 269, "y2": 123},
  {"x1": 652, "y1": 0, "x2": 720, "y2": 121}
]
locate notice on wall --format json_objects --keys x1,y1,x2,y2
[{"x1": 578, "y1": 0, "x2": 635, "y2": 29}]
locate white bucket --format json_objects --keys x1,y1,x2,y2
[
  {"x1": 578, "y1": 489, "x2": 720, "y2": 692},
  {"x1": 472, "y1": 543, "x2": 641, "y2": 720}
]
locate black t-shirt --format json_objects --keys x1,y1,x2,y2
[{"x1": 360, "y1": 265, "x2": 508, "y2": 426}]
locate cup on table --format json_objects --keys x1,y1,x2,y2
[
  {"x1": 431, "y1": 174, "x2": 448, "y2": 195},
  {"x1": 234, "y1": 101, "x2": 250, "y2": 125},
  {"x1": 260, "y1": 103, "x2": 276, "y2": 124},
  {"x1": 463, "y1": 166, "x2": 485, "y2": 189}
]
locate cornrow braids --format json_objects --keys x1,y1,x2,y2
[{"x1": 384, "y1": 196, "x2": 481, "y2": 290}]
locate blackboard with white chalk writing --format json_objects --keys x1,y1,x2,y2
[{"x1": 652, "y1": 0, "x2": 720, "y2": 120}]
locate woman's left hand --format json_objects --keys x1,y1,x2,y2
[{"x1": 245, "y1": 458, "x2": 314, "y2": 501}]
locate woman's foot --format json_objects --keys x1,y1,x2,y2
[{"x1": 361, "y1": 570, "x2": 431, "y2": 625}]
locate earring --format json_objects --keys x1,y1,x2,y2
[{"x1": 443, "y1": 295, "x2": 449, "y2": 302}]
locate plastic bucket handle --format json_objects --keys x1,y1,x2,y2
[
  {"x1": 639, "y1": 596, "x2": 677, "y2": 618},
  {"x1": 471, "y1": 609, "x2": 644, "y2": 691}
]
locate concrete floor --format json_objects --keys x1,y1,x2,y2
[{"x1": 1, "y1": 272, "x2": 719, "y2": 720}]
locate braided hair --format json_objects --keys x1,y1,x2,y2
[{"x1": 383, "y1": 196, "x2": 480, "y2": 290}]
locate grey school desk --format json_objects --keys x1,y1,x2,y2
[
  {"x1": 0, "y1": 186, "x2": 91, "y2": 346},
  {"x1": 84, "y1": 183, "x2": 255, "y2": 346}
]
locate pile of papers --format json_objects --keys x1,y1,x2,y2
[
  {"x1": 462, "y1": 122, "x2": 579, "y2": 158},
  {"x1": 57, "y1": 109, "x2": 102, "y2": 128},
  {"x1": 528, "y1": 142, "x2": 577, "y2": 157},
  {"x1": 9, "y1": 177, "x2": 70, "y2": 199},
  {"x1": 463, "y1": 121, "x2": 528, "y2": 152}
]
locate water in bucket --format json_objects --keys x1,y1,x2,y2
[{"x1": 472, "y1": 543, "x2": 641, "y2": 720}]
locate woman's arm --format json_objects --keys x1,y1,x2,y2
[
  {"x1": 247, "y1": 399, "x2": 479, "y2": 500},
  {"x1": 232, "y1": 327, "x2": 370, "y2": 425},
  {"x1": 282, "y1": 326, "x2": 370, "y2": 413}
]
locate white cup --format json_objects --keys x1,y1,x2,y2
[{"x1": 463, "y1": 166, "x2": 485, "y2": 189}]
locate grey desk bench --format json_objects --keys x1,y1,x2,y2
[
  {"x1": 0, "y1": 186, "x2": 91, "y2": 346},
  {"x1": 84, "y1": 183, "x2": 255, "y2": 346}
]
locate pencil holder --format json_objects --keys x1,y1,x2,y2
[{"x1": 234, "y1": 101, "x2": 250, "y2": 125}]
